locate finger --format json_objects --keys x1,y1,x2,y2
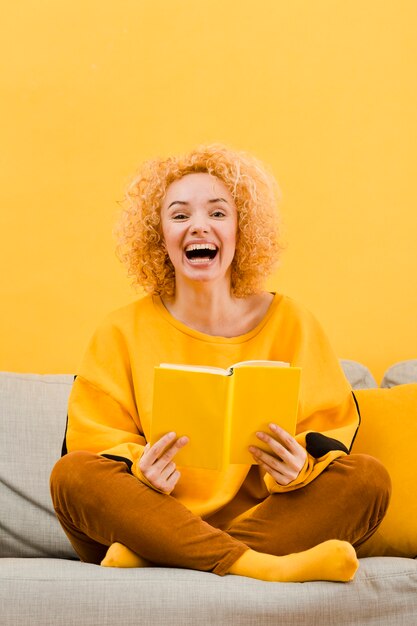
[
  {"x1": 252, "y1": 440, "x2": 306, "y2": 476},
  {"x1": 254, "y1": 447, "x2": 298, "y2": 481},
  {"x1": 142, "y1": 458, "x2": 178, "y2": 491},
  {"x1": 255, "y1": 431, "x2": 291, "y2": 463},
  {"x1": 267, "y1": 426, "x2": 307, "y2": 469},
  {"x1": 140, "y1": 434, "x2": 188, "y2": 478},
  {"x1": 153, "y1": 435, "x2": 189, "y2": 471},
  {"x1": 250, "y1": 444, "x2": 300, "y2": 477},
  {"x1": 256, "y1": 459, "x2": 291, "y2": 486},
  {"x1": 141, "y1": 432, "x2": 188, "y2": 467},
  {"x1": 171, "y1": 435, "x2": 189, "y2": 451},
  {"x1": 250, "y1": 445, "x2": 305, "y2": 485},
  {"x1": 268, "y1": 423, "x2": 300, "y2": 451},
  {"x1": 138, "y1": 443, "x2": 151, "y2": 472},
  {"x1": 159, "y1": 461, "x2": 177, "y2": 481},
  {"x1": 153, "y1": 468, "x2": 181, "y2": 494},
  {"x1": 163, "y1": 470, "x2": 181, "y2": 493},
  {"x1": 249, "y1": 445, "x2": 286, "y2": 470},
  {"x1": 143, "y1": 432, "x2": 178, "y2": 465}
]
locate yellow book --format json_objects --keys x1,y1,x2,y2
[{"x1": 151, "y1": 361, "x2": 301, "y2": 470}]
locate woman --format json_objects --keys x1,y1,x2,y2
[{"x1": 51, "y1": 145, "x2": 390, "y2": 582}]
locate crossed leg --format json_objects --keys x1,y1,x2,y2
[{"x1": 51, "y1": 452, "x2": 390, "y2": 582}]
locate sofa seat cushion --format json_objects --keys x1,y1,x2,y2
[
  {"x1": 1, "y1": 557, "x2": 416, "y2": 626},
  {"x1": 353, "y1": 384, "x2": 417, "y2": 558}
]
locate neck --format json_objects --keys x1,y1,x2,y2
[
  {"x1": 162, "y1": 280, "x2": 237, "y2": 335},
  {"x1": 160, "y1": 280, "x2": 274, "y2": 337}
]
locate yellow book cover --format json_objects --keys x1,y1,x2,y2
[{"x1": 151, "y1": 361, "x2": 301, "y2": 470}]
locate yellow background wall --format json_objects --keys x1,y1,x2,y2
[{"x1": 1, "y1": 0, "x2": 416, "y2": 382}]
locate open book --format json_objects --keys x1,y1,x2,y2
[{"x1": 151, "y1": 360, "x2": 301, "y2": 470}]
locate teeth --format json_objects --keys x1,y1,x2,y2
[{"x1": 185, "y1": 243, "x2": 217, "y2": 252}]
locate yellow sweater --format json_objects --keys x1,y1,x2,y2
[{"x1": 66, "y1": 293, "x2": 359, "y2": 517}]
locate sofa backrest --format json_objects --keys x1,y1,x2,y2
[{"x1": 0, "y1": 373, "x2": 77, "y2": 559}]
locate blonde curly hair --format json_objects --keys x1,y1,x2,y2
[{"x1": 115, "y1": 144, "x2": 282, "y2": 298}]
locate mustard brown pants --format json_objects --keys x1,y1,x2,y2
[{"x1": 50, "y1": 451, "x2": 391, "y2": 576}]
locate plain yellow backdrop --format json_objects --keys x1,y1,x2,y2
[{"x1": 1, "y1": 0, "x2": 416, "y2": 382}]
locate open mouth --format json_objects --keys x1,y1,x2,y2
[{"x1": 184, "y1": 243, "x2": 218, "y2": 263}]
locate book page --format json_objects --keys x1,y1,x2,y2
[
  {"x1": 228, "y1": 366, "x2": 301, "y2": 465},
  {"x1": 231, "y1": 360, "x2": 290, "y2": 369},
  {"x1": 152, "y1": 367, "x2": 230, "y2": 469},
  {"x1": 159, "y1": 363, "x2": 231, "y2": 376}
]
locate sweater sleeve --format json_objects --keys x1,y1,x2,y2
[
  {"x1": 64, "y1": 315, "x2": 148, "y2": 482},
  {"x1": 263, "y1": 302, "x2": 360, "y2": 494}
]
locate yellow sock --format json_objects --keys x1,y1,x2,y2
[
  {"x1": 100, "y1": 542, "x2": 151, "y2": 568},
  {"x1": 228, "y1": 540, "x2": 359, "y2": 583}
]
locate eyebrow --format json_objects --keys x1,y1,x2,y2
[{"x1": 167, "y1": 198, "x2": 228, "y2": 209}]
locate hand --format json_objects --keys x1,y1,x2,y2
[
  {"x1": 249, "y1": 423, "x2": 307, "y2": 486},
  {"x1": 139, "y1": 432, "x2": 189, "y2": 494}
]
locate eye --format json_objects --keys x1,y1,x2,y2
[
  {"x1": 211, "y1": 210, "x2": 226, "y2": 218},
  {"x1": 172, "y1": 213, "x2": 189, "y2": 220}
]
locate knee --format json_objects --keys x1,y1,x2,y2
[
  {"x1": 50, "y1": 451, "x2": 99, "y2": 506},
  {"x1": 344, "y1": 453, "x2": 392, "y2": 514}
]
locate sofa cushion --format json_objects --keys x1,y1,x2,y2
[
  {"x1": 352, "y1": 384, "x2": 417, "y2": 558},
  {"x1": 0, "y1": 372, "x2": 77, "y2": 559},
  {"x1": 339, "y1": 359, "x2": 377, "y2": 390},
  {"x1": 1, "y1": 557, "x2": 416, "y2": 626},
  {"x1": 381, "y1": 360, "x2": 417, "y2": 388}
]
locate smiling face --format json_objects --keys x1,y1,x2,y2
[{"x1": 160, "y1": 173, "x2": 238, "y2": 290}]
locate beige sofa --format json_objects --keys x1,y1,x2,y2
[{"x1": 1, "y1": 362, "x2": 416, "y2": 625}]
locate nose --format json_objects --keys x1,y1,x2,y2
[{"x1": 189, "y1": 215, "x2": 210, "y2": 235}]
